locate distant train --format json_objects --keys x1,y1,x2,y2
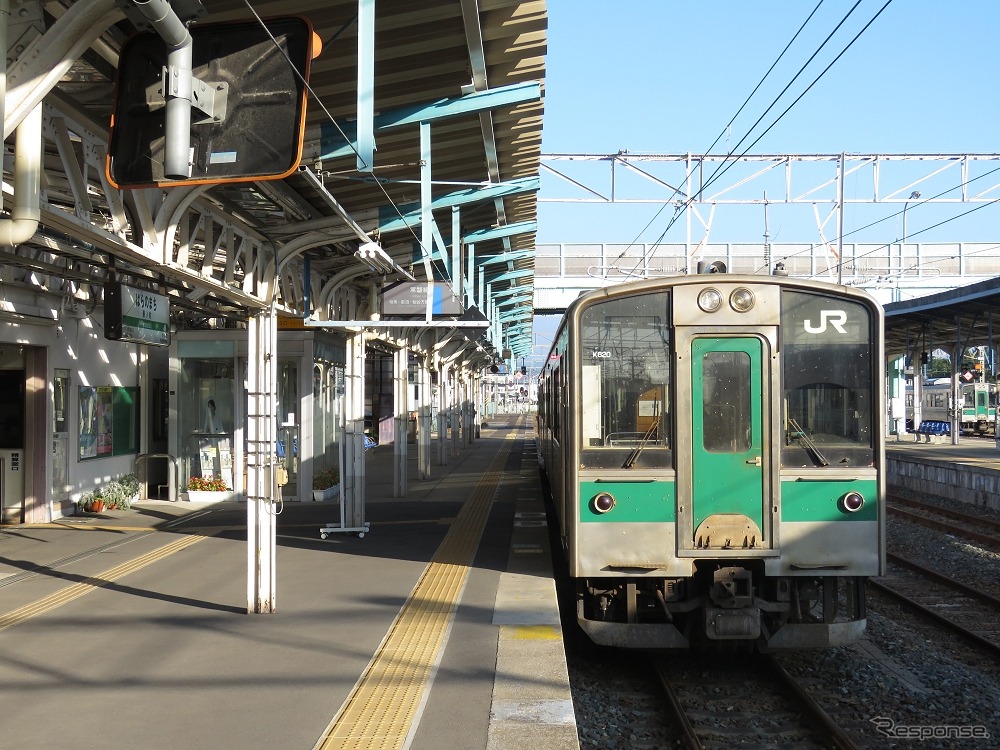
[
  {"x1": 537, "y1": 272, "x2": 885, "y2": 650},
  {"x1": 905, "y1": 380, "x2": 998, "y2": 435}
]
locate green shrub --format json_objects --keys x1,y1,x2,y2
[{"x1": 313, "y1": 467, "x2": 340, "y2": 490}]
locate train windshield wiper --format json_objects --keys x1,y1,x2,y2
[
  {"x1": 788, "y1": 417, "x2": 829, "y2": 467},
  {"x1": 622, "y1": 405, "x2": 660, "y2": 468}
]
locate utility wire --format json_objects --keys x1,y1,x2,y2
[
  {"x1": 696, "y1": 0, "x2": 894, "y2": 202},
  {"x1": 812, "y1": 196, "x2": 1000, "y2": 282},
  {"x1": 886, "y1": 241, "x2": 1000, "y2": 288},
  {"x1": 697, "y1": 0, "x2": 868, "y2": 193},
  {"x1": 681, "y1": 0, "x2": 892, "y2": 230},
  {"x1": 757, "y1": 163, "x2": 1000, "y2": 273},
  {"x1": 703, "y1": 0, "x2": 831, "y2": 158},
  {"x1": 606, "y1": 1, "x2": 828, "y2": 277},
  {"x1": 626, "y1": 0, "x2": 894, "y2": 278},
  {"x1": 241, "y1": 0, "x2": 455, "y2": 282}
]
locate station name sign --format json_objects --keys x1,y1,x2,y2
[
  {"x1": 104, "y1": 281, "x2": 170, "y2": 347},
  {"x1": 382, "y1": 281, "x2": 463, "y2": 318}
]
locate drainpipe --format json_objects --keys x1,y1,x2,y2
[
  {"x1": 0, "y1": 0, "x2": 40, "y2": 246},
  {"x1": 0, "y1": 104, "x2": 42, "y2": 246},
  {"x1": 132, "y1": 0, "x2": 193, "y2": 180}
]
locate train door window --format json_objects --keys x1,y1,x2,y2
[
  {"x1": 701, "y1": 351, "x2": 751, "y2": 452},
  {"x1": 780, "y1": 291, "x2": 875, "y2": 467},
  {"x1": 579, "y1": 291, "x2": 672, "y2": 469}
]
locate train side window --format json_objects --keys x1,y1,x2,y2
[{"x1": 578, "y1": 291, "x2": 672, "y2": 469}]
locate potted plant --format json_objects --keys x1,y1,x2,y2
[
  {"x1": 78, "y1": 490, "x2": 104, "y2": 514},
  {"x1": 117, "y1": 473, "x2": 141, "y2": 506},
  {"x1": 101, "y1": 479, "x2": 125, "y2": 510},
  {"x1": 185, "y1": 475, "x2": 231, "y2": 502},
  {"x1": 312, "y1": 467, "x2": 340, "y2": 501}
]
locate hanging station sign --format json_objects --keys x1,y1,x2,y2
[
  {"x1": 381, "y1": 281, "x2": 463, "y2": 318},
  {"x1": 104, "y1": 281, "x2": 170, "y2": 347}
]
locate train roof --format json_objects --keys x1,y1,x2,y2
[{"x1": 560, "y1": 273, "x2": 881, "y2": 318}]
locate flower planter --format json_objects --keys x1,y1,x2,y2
[
  {"x1": 183, "y1": 490, "x2": 233, "y2": 503},
  {"x1": 312, "y1": 485, "x2": 340, "y2": 502}
]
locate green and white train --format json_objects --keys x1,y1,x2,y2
[{"x1": 537, "y1": 272, "x2": 885, "y2": 650}]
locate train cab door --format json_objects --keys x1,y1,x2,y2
[{"x1": 679, "y1": 334, "x2": 773, "y2": 554}]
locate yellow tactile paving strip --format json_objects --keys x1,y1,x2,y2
[
  {"x1": 0, "y1": 532, "x2": 208, "y2": 633},
  {"x1": 313, "y1": 423, "x2": 519, "y2": 750}
]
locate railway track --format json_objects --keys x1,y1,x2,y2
[
  {"x1": 887, "y1": 493, "x2": 1000, "y2": 548},
  {"x1": 653, "y1": 655, "x2": 860, "y2": 750},
  {"x1": 870, "y1": 552, "x2": 1000, "y2": 660}
]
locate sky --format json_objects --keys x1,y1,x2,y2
[{"x1": 537, "y1": 0, "x2": 1000, "y2": 247}]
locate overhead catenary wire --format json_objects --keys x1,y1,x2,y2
[
  {"x1": 605, "y1": 0, "x2": 828, "y2": 278},
  {"x1": 621, "y1": 0, "x2": 896, "y2": 279},
  {"x1": 810, "y1": 196, "x2": 1000, "y2": 283},
  {"x1": 701, "y1": 0, "x2": 830, "y2": 159},
  {"x1": 675, "y1": 0, "x2": 896, "y2": 238},
  {"x1": 695, "y1": 0, "x2": 875, "y2": 197},
  {"x1": 753, "y1": 163, "x2": 1000, "y2": 274}
]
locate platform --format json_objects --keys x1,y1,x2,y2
[
  {"x1": 0, "y1": 416, "x2": 578, "y2": 750},
  {"x1": 887, "y1": 435, "x2": 1000, "y2": 510}
]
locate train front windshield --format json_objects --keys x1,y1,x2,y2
[
  {"x1": 780, "y1": 291, "x2": 876, "y2": 467},
  {"x1": 574, "y1": 286, "x2": 876, "y2": 470},
  {"x1": 578, "y1": 291, "x2": 672, "y2": 469}
]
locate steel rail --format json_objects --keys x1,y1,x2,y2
[{"x1": 868, "y1": 579, "x2": 1000, "y2": 660}]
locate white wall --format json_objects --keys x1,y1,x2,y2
[{"x1": 1, "y1": 286, "x2": 145, "y2": 517}]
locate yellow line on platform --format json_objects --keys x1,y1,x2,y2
[
  {"x1": 0, "y1": 523, "x2": 157, "y2": 532},
  {"x1": 313, "y1": 419, "x2": 521, "y2": 750},
  {"x1": 0, "y1": 533, "x2": 208, "y2": 633}
]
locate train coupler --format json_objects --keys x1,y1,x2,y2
[
  {"x1": 709, "y1": 566, "x2": 755, "y2": 608},
  {"x1": 705, "y1": 566, "x2": 760, "y2": 639},
  {"x1": 705, "y1": 607, "x2": 761, "y2": 640}
]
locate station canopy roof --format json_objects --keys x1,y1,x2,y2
[
  {"x1": 884, "y1": 277, "x2": 1000, "y2": 362},
  {"x1": 35, "y1": 0, "x2": 546, "y2": 354}
]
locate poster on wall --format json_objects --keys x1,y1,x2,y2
[{"x1": 78, "y1": 386, "x2": 114, "y2": 460}]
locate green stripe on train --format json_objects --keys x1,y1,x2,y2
[
  {"x1": 780, "y1": 479, "x2": 879, "y2": 522},
  {"x1": 579, "y1": 481, "x2": 676, "y2": 522},
  {"x1": 578, "y1": 479, "x2": 877, "y2": 523}
]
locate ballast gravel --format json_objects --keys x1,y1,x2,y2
[{"x1": 564, "y1": 493, "x2": 1000, "y2": 749}]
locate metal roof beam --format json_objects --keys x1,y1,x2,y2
[
  {"x1": 463, "y1": 221, "x2": 536, "y2": 244},
  {"x1": 477, "y1": 249, "x2": 535, "y2": 266},
  {"x1": 495, "y1": 295, "x2": 533, "y2": 308},
  {"x1": 315, "y1": 82, "x2": 541, "y2": 161},
  {"x1": 377, "y1": 176, "x2": 539, "y2": 234},
  {"x1": 490, "y1": 284, "x2": 533, "y2": 298},
  {"x1": 487, "y1": 268, "x2": 533, "y2": 283},
  {"x1": 356, "y1": 0, "x2": 375, "y2": 172}
]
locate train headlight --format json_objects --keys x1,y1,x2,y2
[
  {"x1": 729, "y1": 287, "x2": 756, "y2": 312},
  {"x1": 838, "y1": 491, "x2": 865, "y2": 513},
  {"x1": 592, "y1": 492, "x2": 616, "y2": 514},
  {"x1": 697, "y1": 287, "x2": 723, "y2": 312}
]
